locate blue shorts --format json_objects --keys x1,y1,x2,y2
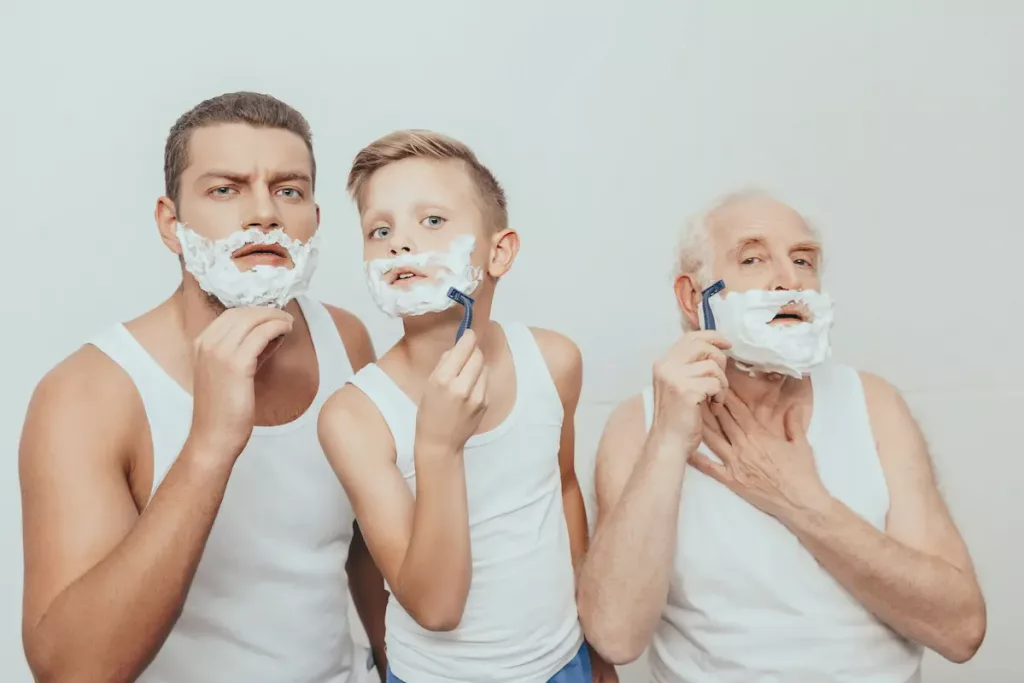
[{"x1": 386, "y1": 641, "x2": 592, "y2": 683}]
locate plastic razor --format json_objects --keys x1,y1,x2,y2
[
  {"x1": 447, "y1": 287, "x2": 475, "y2": 343},
  {"x1": 700, "y1": 280, "x2": 726, "y2": 330}
]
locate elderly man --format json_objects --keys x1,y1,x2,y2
[{"x1": 576, "y1": 190, "x2": 986, "y2": 682}]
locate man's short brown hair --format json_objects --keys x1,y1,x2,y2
[
  {"x1": 163, "y1": 91, "x2": 315, "y2": 206},
  {"x1": 347, "y1": 130, "x2": 508, "y2": 231}
]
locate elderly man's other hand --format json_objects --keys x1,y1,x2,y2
[{"x1": 690, "y1": 390, "x2": 833, "y2": 521}]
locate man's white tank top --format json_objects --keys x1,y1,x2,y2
[
  {"x1": 347, "y1": 322, "x2": 583, "y2": 683},
  {"x1": 87, "y1": 296, "x2": 370, "y2": 683},
  {"x1": 640, "y1": 362, "x2": 924, "y2": 683}
]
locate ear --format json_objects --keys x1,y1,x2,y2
[
  {"x1": 674, "y1": 272, "x2": 702, "y2": 330},
  {"x1": 155, "y1": 196, "x2": 182, "y2": 255},
  {"x1": 315, "y1": 203, "x2": 321, "y2": 227},
  {"x1": 488, "y1": 228, "x2": 520, "y2": 278}
]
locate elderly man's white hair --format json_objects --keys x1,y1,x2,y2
[{"x1": 674, "y1": 188, "x2": 824, "y2": 330}]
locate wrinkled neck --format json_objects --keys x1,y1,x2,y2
[{"x1": 725, "y1": 360, "x2": 805, "y2": 408}]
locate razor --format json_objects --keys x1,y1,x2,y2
[
  {"x1": 446, "y1": 287, "x2": 475, "y2": 343},
  {"x1": 700, "y1": 280, "x2": 726, "y2": 330}
]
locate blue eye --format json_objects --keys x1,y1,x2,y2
[
  {"x1": 422, "y1": 216, "x2": 446, "y2": 228},
  {"x1": 211, "y1": 186, "x2": 237, "y2": 196},
  {"x1": 371, "y1": 226, "x2": 391, "y2": 239},
  {"x1": 277, "y1": 187, "x2": 302, "y2": 198}
]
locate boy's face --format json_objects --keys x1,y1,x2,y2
[{"x1": 359, "y1": 157, "x2": 505, "y2": 280}]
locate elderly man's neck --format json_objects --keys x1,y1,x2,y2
[{"x1": 725, "y1": 361, "x2": 807, "y2": 407}]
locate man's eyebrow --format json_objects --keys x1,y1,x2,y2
[
  {"x1": 194, "y1": 171, "x2": 312, "y2": 185},
  {"x1": 268, "y1": 171, "x2": 313, "y2": 185},
  {"x1": 196, "y1": 171, "x2": 250, "y2": 184},
  {"x1": 791, "y1": 240, "x2": 822, "y2": 254},
  {"x1": 728, "y1": 235, "x2": 767, "y2": 256}
]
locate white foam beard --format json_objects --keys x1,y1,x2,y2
[
  {"x1": 705, "y1": 288, "x2": 835, "y2": 379},
  {"x1": 364, "y1": 234, "x2": 483, "y2": 318},
  {"x1": 176, "y1": 223, "x2": 320, "y2": 308}
]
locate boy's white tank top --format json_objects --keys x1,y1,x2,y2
[
  {"x1": 87, "y1": 296, "x2": 371, "y2": 683},
  {"x1": 641, "y1": 361, "x2": 924, "y2": 683},
  {"x1": 347, "y1": 322, "x2": 583, "y2": 683}
]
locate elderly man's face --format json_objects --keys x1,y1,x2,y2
[
  {"x1": 677, "y1": 196, "x2": 824, "y2": 329},
  {"x1": 709, "y1": 196, "x2": 822, "y2": 293}
]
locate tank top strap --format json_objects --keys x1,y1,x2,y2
[
  {"x1": 500, "y1": 321, "x2": 562, "y2": 412},
  {"x1": 346, "y1": 363, "x2": 417, "y2": 460},
  {"x1": 296, "y1": 296, "x2": 354, "y2": 396}
]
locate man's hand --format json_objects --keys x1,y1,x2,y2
[
  {"x1": 189, "y1": 306, "x2": 294, "y2": 460},
  {"x1": 650, "y1": 330, "x2": 732, "y2": 452},
  {"x1": 691, "y1": 390, "x2": 831, "y2": 520}
]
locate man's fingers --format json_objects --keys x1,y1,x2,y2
[
  {"x1": 213, "y1": 307, "x2": 294, "y2": 351},
  {"x1": 710, "y1": 400, "x2": 744, "y2": 444},
  {"x1": 701, "y1": 403, "x2": 725, "y2": 440},
  {"x1": 468, "y1": 365, "x2": 488, "y2": 409},
  {"x1": 687, "y1": 330, "x2": 733, "y2": 350},
  {"x1": 689, "y1": 450, "x2": 729, "y2": 484},
  {"x1": 688, "y1": 359, "x2": 729, "y2": 399},
  {"x1": 723, "y1": 389, "x2": 758, "y2": 428},
  {"x1": 237, "y1": 319, "x2": 294, "y2": 367}
]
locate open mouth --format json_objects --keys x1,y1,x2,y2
[
  {"x1": 770, "y1": 301, "x2": 811, "y2": 324},
  {"x1": 388, "y1": 267, "x2": 428, "y2": 285}
]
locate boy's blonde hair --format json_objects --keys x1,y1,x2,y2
[{"x1": 347, "y1": 130, "x2": 508, "y2": 231}]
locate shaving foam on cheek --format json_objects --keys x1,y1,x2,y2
[
  {"x1": 703, "y1": 286, "x2": 835, "y2": 379},
  {"x1": 176, "y1": 223, "x2": 320, "y2": 308},
  {"x1": 364, "y1": 234, "x2": 483, "y2": 318}
]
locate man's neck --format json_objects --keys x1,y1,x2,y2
[
  {"x1": 171, "y1": 282, "x2": 307, "y2": 374},
  {"x1": 724, "y1": 361, "x2": 807, "y2": 409}
]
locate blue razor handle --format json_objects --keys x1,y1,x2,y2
[
  {"x1": 700, "y1": 280, "x2": 726, "y2": 330},
  {"x1": 447, "y1": 287, "x2": 475, "y2": 343}
]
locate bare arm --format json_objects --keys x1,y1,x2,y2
[
  {"x1": 20, "y1": 349, "x2": 235, "y2": 683},
  {"x1": 533, "y1": 329, "x2": 589, "y2": 574},
  {"x1": 780, "y1": 372, "x2": 986, "y2": 662},
  {"x1": 576, "y1": 396, "x2": 690, "y2": 664},
  {"x1": 328, "y1": 306, "x2": 389, "y2": 679},
  {"x1": 319, "y1": 386, "x2": 472, "y2": 632}
]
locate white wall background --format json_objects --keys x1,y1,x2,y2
[{"x1": 3, "y1": 1, "x2": 1021, "y2": 680}]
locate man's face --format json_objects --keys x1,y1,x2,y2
[
  {"x1": 359, "y1": 157, "x2": 495, "y2": 286},
  {"x1": 709, "y1": 196, "x2": 822, "y2": 297},
  {"x1": 173, "y1": 123, "x2": 318, "y2": 270}
]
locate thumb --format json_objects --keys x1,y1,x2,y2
[{"x1": 783, "y1": 404, "x2": 806, "y2": 442}]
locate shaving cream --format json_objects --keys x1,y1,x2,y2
[
  {"x1": 176, "y1": 223, "x2": 320, "y2": 308},
  {"x1": 365, "y1": 234, "x2": 483, "y2": 317},
  {"x1": 703, "y1": 288, "x2": 834, "y2": 378}
]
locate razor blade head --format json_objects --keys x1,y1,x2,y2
[
  {"x1": 700, "y1": 280, "x2": 726, "y2": 330},
  {"x1": 447, "y1": 287, "x2": 475, "y2": 306}
]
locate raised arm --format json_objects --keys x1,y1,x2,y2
[
  {"x1": 319, "y1": 330, "x2": 487, "y2": 632},
  {"x1": 20, "y1": 307, "x2": 292, "y2": 683},
  {"x1": 577, "y1": 331, "x2": 730, "y2": 665}
]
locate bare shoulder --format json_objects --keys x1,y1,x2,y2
[
  {"x1": 318, "y1": 383, "x2": 395, "y2": 472},
  {"x1": 858, "y1": 372, "x2": 923, "y2": 452},
  {"x1": 527, "y1": 326, "x2": 582, "y2": 396},
  {"x1": 322, "y1": 304, "x2": 376, "y2": 372},
  {"x1": 594, "y1": 393, "x2": 648, "y2": 513},
  {"x1": 21, "y1": 344, "x2": 142, "y2": 473}
]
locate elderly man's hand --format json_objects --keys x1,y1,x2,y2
[{"x1": 690, "y1": 390, "x2": 833, "y2": 521}]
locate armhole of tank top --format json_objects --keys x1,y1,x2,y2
[
  {"x1": 641, "y1": 386, "x2": 655, "y2": 433},
  {"x1": 346, "y1": 365, "x2": 413, "y2": 462},
  {"x1": 501, "y1": 322, "x2": 565, "y2": 413},
  {"x1": 297, "y1": 297, "x2": 354, "y2": 385}
]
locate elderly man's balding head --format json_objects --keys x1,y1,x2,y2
[{"x1": 674, "y1": 190, "x2": 825, "y2": 330}]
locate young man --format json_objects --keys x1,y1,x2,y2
[
  {"x1": 19, "y1": 92, "x2": 388, "y2": 683},
  {"x1": 318, "y1": 131, "x2": 617, "y2": 683}
]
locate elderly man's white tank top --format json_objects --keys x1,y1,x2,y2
[
  {"x1": 87, "y1": 296, "x2": 372, "y2": 683},
  {"x1": 347, "y1": 321, "x2": 583, "y2": 683},
  {"x1": 640, "y1": 361, "x2": 924, "y2": 683}
]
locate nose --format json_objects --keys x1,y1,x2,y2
[
  {"x1": 770, "y1": 261, "x2": 801, "y2": 291},
  {"x1": 386, "y1": 229, "x2": 415, "y2": 256},
  {"x1": 243, "y1": 185, "x2": 282, "y2": 232}
]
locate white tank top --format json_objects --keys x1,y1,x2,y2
[
  {"x1": 641, "y1": 362, "x2": 924, "y2": 683},
  {"x1": 347, "y1": 322, "x2": 583, "y2": 683},
  {"x1": 88, "y1": 296, "x2": 370, "y2": 683}
]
